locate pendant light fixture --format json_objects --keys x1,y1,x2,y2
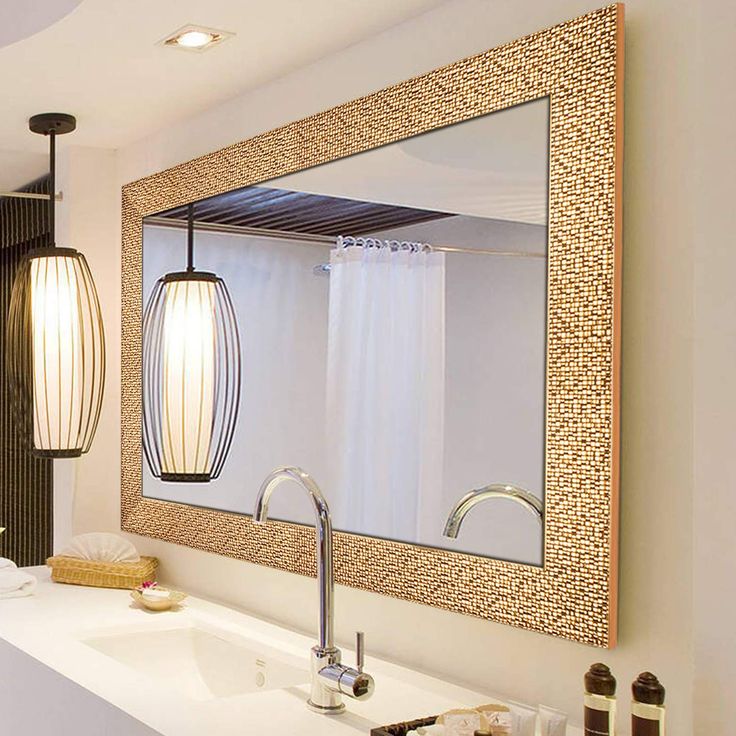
[
  {"x1": 142, "y1": 204, "x2": 241, "y2": 483},
  {"x1": 6, "y1": 113, "x2": 106, "y2": 458}
]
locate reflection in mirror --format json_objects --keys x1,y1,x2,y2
[{"x1": 141, "y1": 98, "x2": 549, "y2": 565}]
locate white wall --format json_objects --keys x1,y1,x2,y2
[
  {"x1": 692, "y1": 4, "x2": 736, "y2": 735},
  {"x1": 58, "y1": 0, "x2": 736, "y2": 732}
]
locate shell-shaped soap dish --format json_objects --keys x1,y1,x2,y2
[{"x1": 131, "y1": 584, "x2": 187, "y2": 612}]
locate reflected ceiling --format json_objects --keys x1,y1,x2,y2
[{"x1": 156, "y1": 186, "x2": 452, "y2": 236}]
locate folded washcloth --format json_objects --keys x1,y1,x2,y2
[
  {"x1": 0, "y1": 570, "x2": 37, "y2": 599},
  {"x1": 0, "y1": 557, "x2": 18, "y2": 571}
]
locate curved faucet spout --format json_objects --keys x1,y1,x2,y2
[
  {"x1": 443, "y1": 483, "x2": 544, "y2": 539},
  {"x1": 254, "y1": 466, "x2": 332, "y2": 532},
  {"x1": 254, "y1": 467, "x2": 334, "y2": 651}
]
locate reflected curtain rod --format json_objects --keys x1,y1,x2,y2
[{"x1": 144, "y1": 216, "x2": 546, "y2": 259}]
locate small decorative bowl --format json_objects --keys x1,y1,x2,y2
[{"x1": 130, "y1": 588, "x2": 187, "y2": 612}]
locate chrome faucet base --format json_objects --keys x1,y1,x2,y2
[
  {"x1": 309, "y1": 645, "x2": 345, "y2": 712},
  {"x1": 307, "y1": 700, "x2": 346, "y2": 715},
  {"x1": 310, "y1": 643, "x2": 375, "y2": 710}
]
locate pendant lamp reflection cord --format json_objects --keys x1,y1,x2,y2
[
  {"x1": 187, "y1": 203, "x2": 195, "y2": 271},
  {"x1": 49, "y1": 130, "x2": 56, "y2": 247}
]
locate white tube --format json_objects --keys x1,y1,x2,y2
[
  {"x1": 507, "y1": 700, "x2": 538, "y2": 736},
  {"x1": 538, "y1": 704, "x2": 567, "y2": 736}
]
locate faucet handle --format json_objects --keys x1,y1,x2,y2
[
  {"x1": 356, "y1": 631, "x2": 365, "y2": 673},
  {"x1": 315, "y1": 632, "x2": 375, "y2": 703}
]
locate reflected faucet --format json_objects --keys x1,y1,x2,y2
[
  {"x1": 254, "y1": 466, "x2": 374, "y2": 714},
  {"x1": 443, "y1": 483, "x2": 544, "y2": 539}
]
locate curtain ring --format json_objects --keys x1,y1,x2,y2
[{"x1": 337, "y1": 236, "x2": 430, "y2": 253}]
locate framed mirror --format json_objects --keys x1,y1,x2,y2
[{"x1": 122, "y1": 4, "x2": 623, "y2": 646}]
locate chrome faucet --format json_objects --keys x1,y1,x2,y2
[
  {"x1": 254, "y1": 466, "x2": 375, "y2": 714},
  {"x1": 443, "y1": 483, "x2": 544, "y2": 539}
]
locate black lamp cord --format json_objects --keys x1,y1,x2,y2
[
  {"x1": 49, "y1": 129, "x2": 56, "y2": 247},
  {"x1": 187, "y1": 203, "x2": 195, "y2": 271}
]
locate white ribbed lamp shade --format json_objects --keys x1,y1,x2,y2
[
  {"x1": 142, "y1": 271, "x2": 241, "y2": 482},
  {"x1": 6, "y1": 247, "x2": 106, "y2": 457}
]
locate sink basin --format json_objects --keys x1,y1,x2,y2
[{"x1": 82, "y1": 621, "x2": 309, "y2": 701}]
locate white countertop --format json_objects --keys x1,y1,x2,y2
[{"x1": 0, "y1": 569, "x2": 579, "y2": 735}]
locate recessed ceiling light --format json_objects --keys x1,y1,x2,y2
[{"x1": 160, "y1": 25, "x2": 234, "y2": 52}]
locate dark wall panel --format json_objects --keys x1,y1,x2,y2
[{"x1": 0, "y1": 177, "x2": 54, "y2": 566}]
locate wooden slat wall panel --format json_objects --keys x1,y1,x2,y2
[{"x1": 0, "y1": 176, "x2": 53, "y2": 566}]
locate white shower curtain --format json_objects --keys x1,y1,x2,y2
[{"x1": 326, "y1": 242, "x2": 445, "y2": 542}]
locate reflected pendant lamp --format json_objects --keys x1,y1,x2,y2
[
  {"x1": 142, "y1": 204, "x2": 241, "y2": 483},
  {"x1": 6, "y1": 114, "x2": 106, "y2": 458}
]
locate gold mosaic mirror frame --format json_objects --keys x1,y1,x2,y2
[{"x1": 121, "y1": 4, "x2": 623, "y2": 647}]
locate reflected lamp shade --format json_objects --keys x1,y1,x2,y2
[
  {"x1": 6, "y1": 247, "x2": 106, "y2": 457},
  {"x1": 142, "y1": 271, "x2": 241, "y2": 482}
]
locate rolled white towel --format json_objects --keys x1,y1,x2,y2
[
  {"x1": 0, "y1": 570, "x2": 37, "y2": 599},
  {"x1": 0, "y1": 557, "x2": 18, "y2": 571}
]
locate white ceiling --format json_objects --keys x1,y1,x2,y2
[
  {"x1": 0, "y1": 0, "x2": 444, "y2": 188},
  {"x1": 0, "y1": 1, "x2": 83, "y2": 49}
]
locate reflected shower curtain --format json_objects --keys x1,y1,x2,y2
[{"x1": 326, "y1": 243, "x2": 445, "y2": 542}]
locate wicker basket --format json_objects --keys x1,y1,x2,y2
[
  {"x1": 46, "y1": 555, "x2": 158, "y2": 590},
  {"x1": 371, "y1": 716, "x2": 438, "y2": 736}
]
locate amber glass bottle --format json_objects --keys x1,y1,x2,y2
[
  {"x1": 632, "y1": 672, "x2": 665, "y2": 736},
  {"x1": 584, "y1": 663, "x2": 617, "y2": 736}
]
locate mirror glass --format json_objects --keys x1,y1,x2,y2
[{"x1": 141, "y1": 98, "x2": 549, "y2": 565}]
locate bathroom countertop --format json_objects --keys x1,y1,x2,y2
[{"x1": 0, "y1": 568, "x2": 581, "y2": 736}]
